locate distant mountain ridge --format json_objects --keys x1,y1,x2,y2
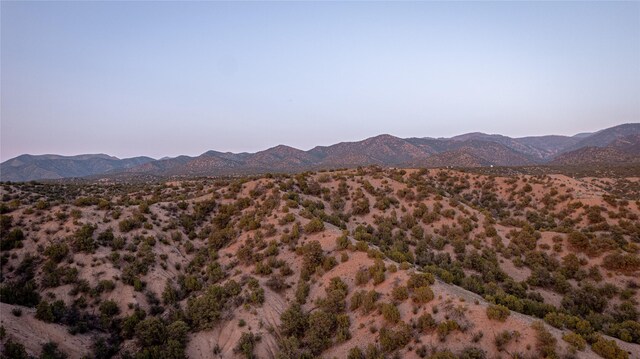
[
  {"x1": 0, "y1": 154, "x2": 155, "y2": 182},
  {"x1": 2, "y1": 123, "x2": 638, "y2": 181},
  {"x1": 550, "y1": 133, "x2": 640, "y2": 166}
]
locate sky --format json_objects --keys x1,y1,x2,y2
[{"x1": 1, "y1": 1, "x2": 639, "y2": 161}]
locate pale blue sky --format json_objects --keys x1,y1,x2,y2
[{"x1": 2, "y1": 1, "x2": 639, "y2": 160}]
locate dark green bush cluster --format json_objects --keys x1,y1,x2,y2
[
  {"x1": 486, "y1": 304, "x2": 510, "y2": 322},
  {"x1": 234, "y1": 332, "x2": 261, "y2": 359},
  {"x1": 0, "y1": 220, "x2": 24, "y2": 251},
  {"x1": 186, "y1": 280, "x2": 240, "y2": 330},
  {"x1": 71, "y1": 224, "x2": 96, "y2": 252},
  {"x1": 378, "y1": 323, "x2": 411, "y2": 352},
  {"x1": 132, "y1": 317, "x2": 189, "y2": 359},
  {"x1": 602, "y1": 252, "x2": 640, "y2": 273},
  {"x1": 277, "y1": 277, "x2": 349, "y2": 357}
]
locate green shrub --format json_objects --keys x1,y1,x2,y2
[
  {"x1": 486, "y1": 304, "x2": 510, "y2": 322},
  {"x1": 602, "y1": 252, "x2": 640, "y2": 273},
  {"x1": 135, "y1": 317, "x2": 167, "y2": 347},
  {"x1": 412, "y1": 286, "x2": 434, "y2": 304},
  {"x1": 591, "y1": 336, "x2": 629, "y2": 359},
  {"x1": 0, "y1": 279, "x2": 40, "y2": 307},
  {"x1": 380, "y1": 302, "x2": 400, "y2": 324},
  {"x1": 416, "y1": 313, "x2": 436, "y2": 332},
  {"x1": 40, "y1": 341, "x2": 68, "y2": 359},
  {"x1": 458, "y1": 346, "x2": 487, "y2": 359},
  {"x1": 303, "y1": 218, "x2": 325, "y2": 233},
  {"x1": 562, "y1": 332, "x2": 586, "y2": 351},
  {"x1": 407, "y1": 272, "x2": 435, "y2": 289},
  {"x1": 71, "y1": 224, "x2": 96, "y2": 253},
  {"x1": 2, "y1": 339, "x2": 29, "y2": 359},
  {"x1": 355, "y1": 269, "x2": 370, "y2": 286},
  {"x1": 280, "y1": 303, "x2": 308, "y2": 338},
  {"x1": 300, "y1": 241, "x2": 324, "y2": 280},
  {"x1": 0, "y1": 227, "x2": 25, "y2": 251},
  {"x1": 531, "y1": 321, "x2": 557, "y2": 359},
  {"x1": 347, "y1": 347, "x2": 364, "y2": 359},
  {"x1": 378, "y1": 323, "x2": 411, "y2": 352},
  {"x1": 186, "y1": 285, "x2": 228, "y2": 330},
  {"x1": 234, "y1": 332, "x2": 261, "y2": 359},
  {"x1": 305, "y1": 310, "x2": 336, "y2": 355},
  {"x1": 494, "y1": 330, "x2": 515, "y2": 352},
  {"x1": 44, "y1": 243, "x2": 69, "y2": 263},
  {"x1": 391, "y1": 286, "x2": 408, "y2": 302},
  {"x1": 437, "y1": 320, "x2": 460, "y2": 341}
]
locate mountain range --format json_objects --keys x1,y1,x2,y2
[{"x1": 2, "y1": 123, "x2": 639, "y2": 182}]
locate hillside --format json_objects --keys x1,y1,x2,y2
[
  {"x1": 0, "y1": 155, "x2": 155, "y2": 182},
  {"x1": 1, "y1": 166, "x2": 639, "y2": 359},
  {"x1": 2, "y1": 123, "x2": 639, "y2": 182},
  {"x1": 560, "y1": 123, "x2": 640, "y2": 154},
  {"x1": 551, "y1": 134, "x2": 640, "y2": 166}
]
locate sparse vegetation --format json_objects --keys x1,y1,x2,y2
[{"x1": 1, "y1": 166, "x2": 639, "y2": 358}]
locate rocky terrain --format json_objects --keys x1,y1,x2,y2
[
  {"x1": 1, "y1": 166, "x2": 639, "y2": 359},
  {"x1": 2, "y1": 123, "x2": 639, "y2": 182}
]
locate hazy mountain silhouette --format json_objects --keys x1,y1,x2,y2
[{"x1": 2, "y1": 123, "x2": 638, "y2": 181}]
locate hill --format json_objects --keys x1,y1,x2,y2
[
  {"x1": 551, "y1": 133, "x2": 640, "y2": 166},
  {"x1": 1, "y1": 167, "x2": 638, "y2": 358},
  {"x1": 2, "y1": 123, "x2": 639, "y2": 181},
  {"x1": 0, "y1": 154, "x2": 155, "y2": 182}
]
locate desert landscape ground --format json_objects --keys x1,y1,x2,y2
[{"x1": 1, "y1": 165, "x2": 639, "y2": 359}]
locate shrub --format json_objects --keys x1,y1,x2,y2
[
  {"x1": 494, "y1": 330, "x2": 514, "y2": 352},
  {"x1": 486, "y1": 304, "x2": 510, "y2": 322},
  {"x1": 305, "y1": 310, "x2": 336, "y2": 355},
  {"x1": 303, "y1": 218, "x2": 325, "y2": 233},
  {"x1": 71, "y1": 224, "x2": 96, "y2": 253},
  {"x1": 602, "y1": 252, "x2": 640, "y2": 273},
  {"x1": 562, "y1": 332, "x2": 586, "y2": 351},
  {"x1": 416, "y1": 313, "x2": 436, "y2": 332},
  {"x1": 531, "y1": 321, "x2": 557, "y2": 359},
  {"x1": 2, "y1": 339, "x2": 29, "y2": 359},
  {"x1": 412, "y1": 286, "x2": 434, "y2": 304},
  {"x1": 295, "y1": 280, "x2": 310, "y2": 304},
  {"x1": 352, "y1": 197, "x2": 370, "y2": 216},
  {"x1": 407, "y1": 272, "x2": 435, "y2": 289},
  {"x1": 350, "y1": 290, "x2": 378, "y2": 314},
  {"x1": 234, "y1": 332, "x2": 261, "y2": 359},
  {"x1": 135, "y1": 317, "x2": 167, "y2": 347},
  {"x1": 607, "y1": 320, "x2": 640, "y2": 344},
  {"x1": 380, "y1": 302, "x2": 400, "y2": 324},
  {"x1": 437, "y1": 320, "x2": 460, "y2": 341},
  {"x1": 391, "y1": 286, "x2": 408, "y2": 302},
  {"x1": 119, "y1": 216, "x2": 143, "y2": 233},
  {"x1": 591, "y1": 336, "x2": 628, "y2": 359},
  {"x1": 186, "y1": 285, "x2": 228, "y2": 330},
  {"x1": 279, "y1": 303, "x2": 309, "y2": 338},
  {"x1": 0, "y1": 279, "x2": 40, "y2": 307},
  {"x1": 355, "y1": 269, "x2": 370, "y2": 286},
  {"x1": 0, "y1": 228, "x2": 24, "y2": 251},
  {"x1": 458, "y1": 346, "x2": 486, "y2": 359},
  {"x1": 347, "y1": 347, "x2": 364, "y2": 359},
  {"x1": 266, "y1": 275, "x2": 287, "y2": 293},
  {"x1": 40, "y1": 341, "x2": 68, "y2": 359},
  {"x1": 300, "y1": 241, "x2": 324, "y2": 280},
  {"x1": 44, "y1": 243, "x2": 69, "y2": 263},
  {"x1": 36, "y1": 300, "x2": 55, "y2": 322},
  {"x1": 378, "y1": 323, "x2": 411, "y2": 352}
]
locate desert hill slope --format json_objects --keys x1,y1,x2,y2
[{"x1": 1, "y1": 166, "x2": 639, "y2": 358}]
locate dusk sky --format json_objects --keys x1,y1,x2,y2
[{"x1": 2, "y1": 1, "x2": 639, "y2": 161}]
